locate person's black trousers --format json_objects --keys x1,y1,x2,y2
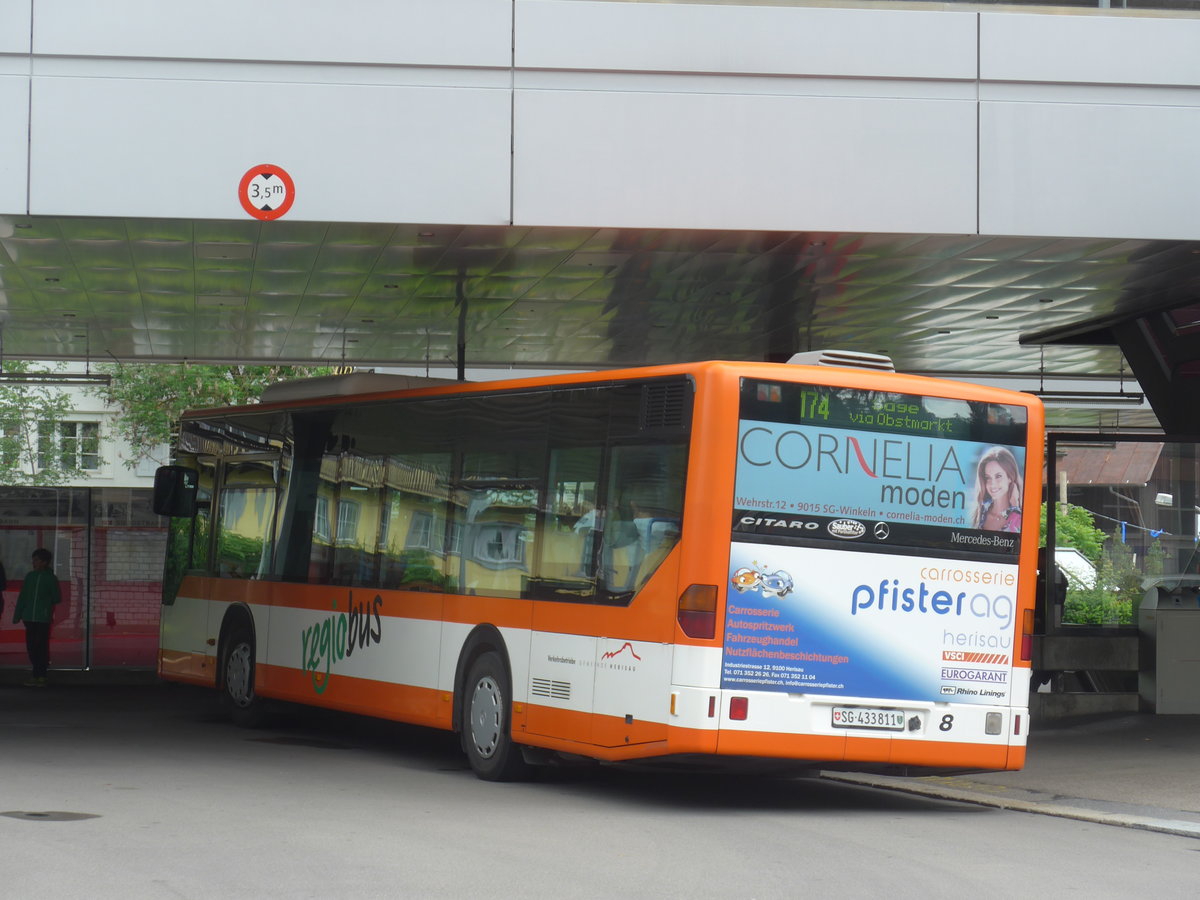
[{"x1": 24, "y1": 621, "x2": 51, "y2": 677}]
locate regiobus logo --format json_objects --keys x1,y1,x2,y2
[{"x1": 300, "y1": 592, "x2": 384, "y2": 694}]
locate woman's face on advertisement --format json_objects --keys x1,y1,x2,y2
[{"x1": 983, "y1": 461, "x2": 1012, "y2": 502}]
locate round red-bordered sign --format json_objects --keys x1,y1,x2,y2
[{"x1": 238, "y1": 164, "x2": 295, "y2": 220}]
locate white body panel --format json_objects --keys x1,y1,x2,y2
[{"x1": 160, "y1": 594, "x2": 1026, "y2": 753}]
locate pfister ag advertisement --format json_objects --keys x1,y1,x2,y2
[{"x1": 723, "y1": 544, "x2": 1017, "y2": 705}]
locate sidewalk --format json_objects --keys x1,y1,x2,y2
[{"x1": 823, "y1": 713, "x2": 1200, "y2": 838}]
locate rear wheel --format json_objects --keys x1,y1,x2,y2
[
  {"x1": 222, "y1": 625, "x2": 266, "y2": 728},
  {"x1": 462, "y1": 651, "x2": 529, "y2": 781}
]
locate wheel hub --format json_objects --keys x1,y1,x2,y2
[{"x1": 469, "y1": 676, "x2": 503, "y2": 758}]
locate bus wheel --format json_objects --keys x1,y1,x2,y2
[
  {"x1": 222, "y1": 626, "x2": 266, "y2": 728},
  {"x1": 463, "y1": 651, "x2": 529, "y2": 781}
]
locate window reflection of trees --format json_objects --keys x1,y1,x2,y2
[{"x1": 189, "y1": 378, "x2": 691, "y2": 602}]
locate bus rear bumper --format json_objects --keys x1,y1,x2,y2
[{"x1": 665, "y1": 686, "x2": 1030, "y2": 772}]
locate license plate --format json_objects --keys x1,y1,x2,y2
[{"x1": 831, "y1": 706, "x2": 906, "y2": 731}]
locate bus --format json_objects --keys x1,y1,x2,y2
[{"x1": 153, "y1": 354, "x2": 1044, "y2": 780}]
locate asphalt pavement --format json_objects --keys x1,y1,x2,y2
[
  {"x1": 823, "y1": 712, "x2": 1200, "y2": 839},
  {"x1": 4, "y1": 668, "x2": 1199, "y2": 839}
]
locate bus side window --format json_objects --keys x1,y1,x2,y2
[
  {"x1": 161, "y1": 455, "x2": 214, "y2": 602},
  {"x1": 214, "y1": 460, "x2": 280, "y2": 579},
  {"x1": 535, "y1": 446, "x2": 602, "y2": 601},
  {"x1": 447, "y1": 393, "x2": 548, "y2": 598},
  {"x1": 328, "y1": 452, "x2": 385, "y2": 588},
  {"x1": 379, "y1": 452, "x2": 454, "y2": 592},
  {"x1": 598, "y1": 445, "x2": 686, "y2": 598}
]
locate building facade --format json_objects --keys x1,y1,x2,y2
[{"x1": 0, "y1": 366, "x2": 166, "y2": 670}]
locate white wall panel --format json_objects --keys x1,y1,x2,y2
[
  {"x1": 981, "y1": 13, "x2": 1200, "y2": 87},
  {"x1": 518, "y1": 1, "x2": 976, "y2": 80},
  {"x1": 514, "y1": 89, "x2": 976, "y2": 234},
  {"x1": 29, "y1": 77, "x2": 512, "y2": 223},
  {"x1": 1, "y1": 0, "x2": 31, "y2": 53},
  {"x1": 980, "y1": 101, "x2": 1200, "y2": 241},
  {"x1": 33, "y1": 0, "x2": 512, "y2": 68},
  {"x1": 0, "y1": 76, "x2": 28, "y2": 213}
]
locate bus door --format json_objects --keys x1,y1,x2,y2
[
  {"x1": 158, "y1": 455, "x2": 217, "y2": 683},
  {"x1": 525, "y1": 445, "x2": 599, "y2": 743},
  {"x1": 528, "y1": 442, "x2": 682, "y2": 748},
  {"x1": 211, "y1": 455, "x2": 283, "y2": 690}
]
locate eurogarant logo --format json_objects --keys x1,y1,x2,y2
[{"x1": 940, "y1": 667, "x2": 1008, "y2": 684}]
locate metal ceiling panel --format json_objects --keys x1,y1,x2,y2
[{"x1": 1, "y1": 214, "x2": 1195, "y2": 432}]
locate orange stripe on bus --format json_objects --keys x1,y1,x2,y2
[
  {"x1": 158, "y1": 649, "x2": 215, "y2": 687},
  {"x1": 717, "y1": 729, "x2": 847, "y2": 761},
  {"x1": 714, "y1": 728, "x2": 1017, "y2": 771}
]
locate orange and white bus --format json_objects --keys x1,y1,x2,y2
[{"x1": 154, "y1": 354, "x2": 1044, "y2": 780}]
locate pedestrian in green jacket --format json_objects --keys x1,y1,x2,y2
[{"x1": 13, "y1": 548, "x2": 61, "y2": 687}]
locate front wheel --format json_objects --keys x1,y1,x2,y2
[
  {"x1": 222, "y1": 626, "x2": 266, "y2": 728},
  {"x1": 462, "y1": 651, "x2": 529, "y2": 781}
]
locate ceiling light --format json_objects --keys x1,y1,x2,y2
[
  {"x1": 1029, "y1": 390, "x2": 1145, "y2": 407},
  {"x1": 0, "y1": 372, "x2": 111, "y2": 385}
]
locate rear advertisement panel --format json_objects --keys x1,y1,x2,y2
[
  {"x1": 724, "y1": 544, "x2": 1016, "y2": 704},
  {"x1": 724, "y1": 379, "x2": 1029, "y2": 705}
]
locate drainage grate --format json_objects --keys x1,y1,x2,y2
[{"x1": 1, "y1": 811, "x2": 99, "y2": 822}]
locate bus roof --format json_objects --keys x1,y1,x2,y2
[{"x1": 179, "y1": 359, "x2": 1043, "y2": 421}]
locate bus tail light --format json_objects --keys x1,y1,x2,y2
[
  {"x1": 677, "y1": 584, "x2": 717, "y2": 639},
  {"x1": 729, "y1": 697, "x2": 748, "y2": 720},
  {"x1": 1020, "y1": 608, "x2": 1034, "y2": 661}
]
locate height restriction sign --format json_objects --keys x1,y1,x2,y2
[{"x1": 238, "y1": 164, "x2": 295, "y2": 220}]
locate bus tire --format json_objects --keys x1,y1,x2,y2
[
  {"x1": 462, "y1": 651, "x2": 529, "y2": 781},
  {"x1": 221, "y1": 624, "x2": 266, "y2": 728}
]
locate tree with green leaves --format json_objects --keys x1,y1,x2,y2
[
  {"x1": 1041, "y1": 501, "x2": 1166, "y2": 626},
  {"x1": 89, "y1": 362, "x2": 334, "y2": 468},
  {"x1": 1039, "y1": 501, "x2": 1107, "y2": 561},
  {"x1": 0, "y1": 361, "x2": 90, "y2": 485}
]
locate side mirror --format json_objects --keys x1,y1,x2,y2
[{"x1": 153, "y1": 465, "x2": 199, "y2": 517}]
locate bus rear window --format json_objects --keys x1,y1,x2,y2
[{"x1": 734, "y1": 381, "x2": 1029, "y2": 557}]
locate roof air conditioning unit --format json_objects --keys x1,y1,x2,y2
[{"x1": 786, "y1": 349, "x2": 895, "y2": 372}]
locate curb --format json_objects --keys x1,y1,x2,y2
[
  {"x1": 0, "y1": 669, "x2": 159, "y2": 687},
  {"x1": 820, "y1": 772, "x2": 1200, "y2": 840}
]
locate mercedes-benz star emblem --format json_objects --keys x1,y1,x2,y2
[{"x1": 873, "y1": 522, "x2": 890, "y2": 540}]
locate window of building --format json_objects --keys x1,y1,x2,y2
[
  {"x1": 313, "y1": 496, "x2": 330, "y2": 542},
  {"x1": 335, "y1": 499, "x2": 361, "y2": 546},
  {"x1": 38, "y1": 421, "x2": 101, "y2": 471}
]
